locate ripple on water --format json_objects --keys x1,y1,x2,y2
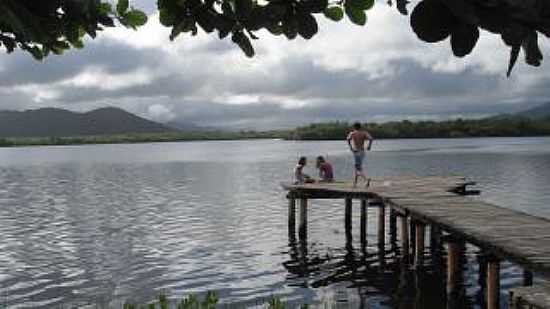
[{"x1": 0, "y1": 138, "x2": 549, "y2": 308}]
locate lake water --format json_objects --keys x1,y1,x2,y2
[{"x1": 0, "y1": 137, "x2": 549, "y2": 308}]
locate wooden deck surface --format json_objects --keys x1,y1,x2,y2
[{"x1": 282, "y1": 176, "x2": 550, "y2": 278}]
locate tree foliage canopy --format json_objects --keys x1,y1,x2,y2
[
  {"x1": 289, "y1": 117, "x2": 550, "y2": 140},
  {"x1": 410, "y1": 0, "x2": 550, "y2": 76},
  {"x1": 0, "y1": 0, "x2": 147, "y2": 60},
  {"x1": 0, "y1": 0, "x2": 548, "y2": 75}
]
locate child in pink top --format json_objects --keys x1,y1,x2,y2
[{"x1": 316, "y1": 156, "x2": 334, "y2": 182}]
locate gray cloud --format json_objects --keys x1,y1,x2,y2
[
  {"x1": 0, "y1": 40, "x2": 165, "y2": 89},
  {"x1": 0, "y1": 3, "x2": 549, "y2": 129}
]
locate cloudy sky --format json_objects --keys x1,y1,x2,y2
[{"x1": 0, "y1": 0, "x2": 549, "y2": 129}]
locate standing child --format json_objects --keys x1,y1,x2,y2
[{"x1": 346, "y1": 122, "x2": 373, "y2": 187}]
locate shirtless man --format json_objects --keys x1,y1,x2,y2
[{"x1": 346, "y1": 122, "x2": 373, "y2": 187}]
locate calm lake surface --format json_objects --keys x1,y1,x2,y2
[{"x1": 0, "y1": 137, "x2": 549, "y2": 308}]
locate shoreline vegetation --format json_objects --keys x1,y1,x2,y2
[
  {"x1": 0, "y1": 117, "x2": 549, "y2": 147},
  {"x1": 121, "y1": 293, "x2": 306, "y2": 309}
]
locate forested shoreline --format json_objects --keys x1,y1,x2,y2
[
  {"x1": 0, "y1": 117, "x2": 549, "y2": 147},
  {"x1": 287, "y1": 117, "x2": 550, "y2": 140}
]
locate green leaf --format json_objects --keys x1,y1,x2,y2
[
  {"x1": 117, "y1": 0, "x2": 129, "y2": 15},
  {"x1": 235, "y1": 0, "x2": 253, "y2": 19},
  {"x1": 222, "y1": 2, "x2": 235, "y2": 18},
  {"x1": 98, "y1": 3, "x2": 113, "y2": 15},
  {"x1": 71, "y1": 39, "x2": 85, "y2": 49},
  {"x1": 170, "y1": 19, "x2": 196, "y2": 40},
  {"x1": 267, "y1": 23, "x2": 284, "y2": 35},
  {"x1": 507, "y1": 45, "x2": 520, "y2": 77},
  {"x1": 345, "y1": 5, "x2": 367, "y2": 26},
  {"x1": 232, "y1": 31, "x2": 255, "y2": 57},
  {"x1": 0, "y1": 1, "x2": 47, "y2": 41},
  {"x1": 362, "y1": 0, "x2": 375, "y2": 10},
  {"x1": 65, "y1": 24, "x2": 81, "y2": 44},
  {"x1": 299, "y1": 0, "x2": 328, "y2": 13},
  {"x1": 297, "y1": 14, "x2": 318, "y2": 39},
  {"x1": 283, "y1": 17, "x2": 298, "y2": 40},
  {"x1": 159, "y1": 8, "x2": 176, "y2": 26},
  {"x1": 123, "y1": 10, "x2": 148, "y2": 28},
  {"x1": 347, "y1": 0, "x2": 374, "y2": 10},
  {"x1": 450, "y1": 22, "x2": 479, "y2": 57},
  {"x1": 1, "y1": 37, "x2": 16, "y2": 53},
  {"x1": 324, "y1": 7, "x2": 344, "y2": 22},
  {"x1": 27, "y1": 46, "x2": 44, "y2": 60},
  {"x1": 48, "y1": 40, "x2": 70, "y2": 55}
]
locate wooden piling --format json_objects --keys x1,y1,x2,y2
[
  {"x1": 478, "y1": 254, "x2": 487, "y2": 297},
  {"x1": 523, "y1": 270, "x2": 533, "y2": 287},
  {"x1": 389, "y1": 208, "x2": 397, "y2": 249},
  {"x1": 345, "y1": 198, "x2": 352, "y2": 243},
  {"x1": 288, "y1": 198, "x2": 296, "y2": 241},
  {"x1": 400, "y1": 215, "x2": 409, "y2": 260},
  {"x1": 378, "y1": 203, "x2": 386, "y2": 269},
  {"x1": 288, "y1": 198, "x2": 296, "y2": 228},
  {"x1": 378, "y1": 203, "x2": 385, "y2": 247},
  {"x1": 360, "y1": 199, "x2": 367, "y2": 247},
  {"x1": 430, "y1": 224, "x2": 441, "y2": 254},
  {"x1": 410, "y1": 218, "x2": 416, "y2": 258},
  {"x1": 414, "y1": 222, "x2": 425, "y2": 267},
  {"x1": 447, "y1": 239, "x2": 463, "y2": 296},
  {"x1": 487, "y1": 258, "x2": 500, "y2": 309},
  {"x1": 299, "y1": 198, "x2": 307, "y2": 239}
]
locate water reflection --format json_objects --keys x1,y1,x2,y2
[{"x1": 284, "y1": 203, "x2": 527, "y2": 308}]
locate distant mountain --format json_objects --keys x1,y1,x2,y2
[
  {"x1": 487, "y1": 102, "x2": 550, "y2": 120},
  {"x1": 165, "y1": 120, "x2": 224, "y2": 132},
  {"x1": 0, "y1": 107, "x2": 175, "y2": 137},
  {"x1": 514, "y1": 102, "x2": 550, "y2": 119},
  {"x1": 165, "y1": 120, "x2": 203, "y2": 130}
]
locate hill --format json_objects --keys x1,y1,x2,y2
[
  {"x1": 0, "y1": 107, "x2": 174, "y2": 137},
  {"x1": 514, "y1": 102, "x2": 550, "y2": 119},
  {"x1": 165, "y1": 120, "x2": 204, "y2": 131}
]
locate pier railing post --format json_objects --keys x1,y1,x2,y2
[
  {"x1": 487, "y1": 256, "x2": 500, "y2": 309},
  {"x1": 414, "y1": 222, "x2": 425, "y2": 268},
  {"x1": 446, "y1": 237, "x2": 465, "y2": 304},
  {"x1": 378, "y1": 203, "x2": 385, "y2": 247},
  {"x1": 400, "y1": 215, "x2": 410, "y2": 262},
  {"x1": 299, "y1": 198, "x2": 308, "y2": 240},
  {"x1": 523, "y1": 269, "x2": 533, "y2": 286},
  {"x1": 390, "y1": 208, "x2": 397, "y2": 250},
  {"x1": 410, "y1": 218, "x2": 416, "y2": 259},
  {"x1": 430, "y1": 224, "x2": 441, "y2": 254},
  {"x1": 360, "y1": 199, "x2": 368, "y2": 248},
  {"x1": 345, "y1": 198, "x2": 352, "y2": 244},
  {"x1": 288, "y1": 198, "x2": 296, "y2": 237},
  {"x1": 378, "y1": 203, "x2": 386, "y2": 269}
]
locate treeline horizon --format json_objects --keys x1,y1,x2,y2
[
  {"x1": 1, "y1": 116, "x2": 550, "y2": 147},
  {"x1": 286, "y1": 117, "x2": 550, "y2": 140}
]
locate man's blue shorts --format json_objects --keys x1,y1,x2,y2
[{"x1": 353, "y1": 150, "x2": 365, "y2": 171}]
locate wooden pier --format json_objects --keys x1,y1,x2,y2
[{"x1": 282, "y1": 176, "x2": 550, "y2": 309}]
